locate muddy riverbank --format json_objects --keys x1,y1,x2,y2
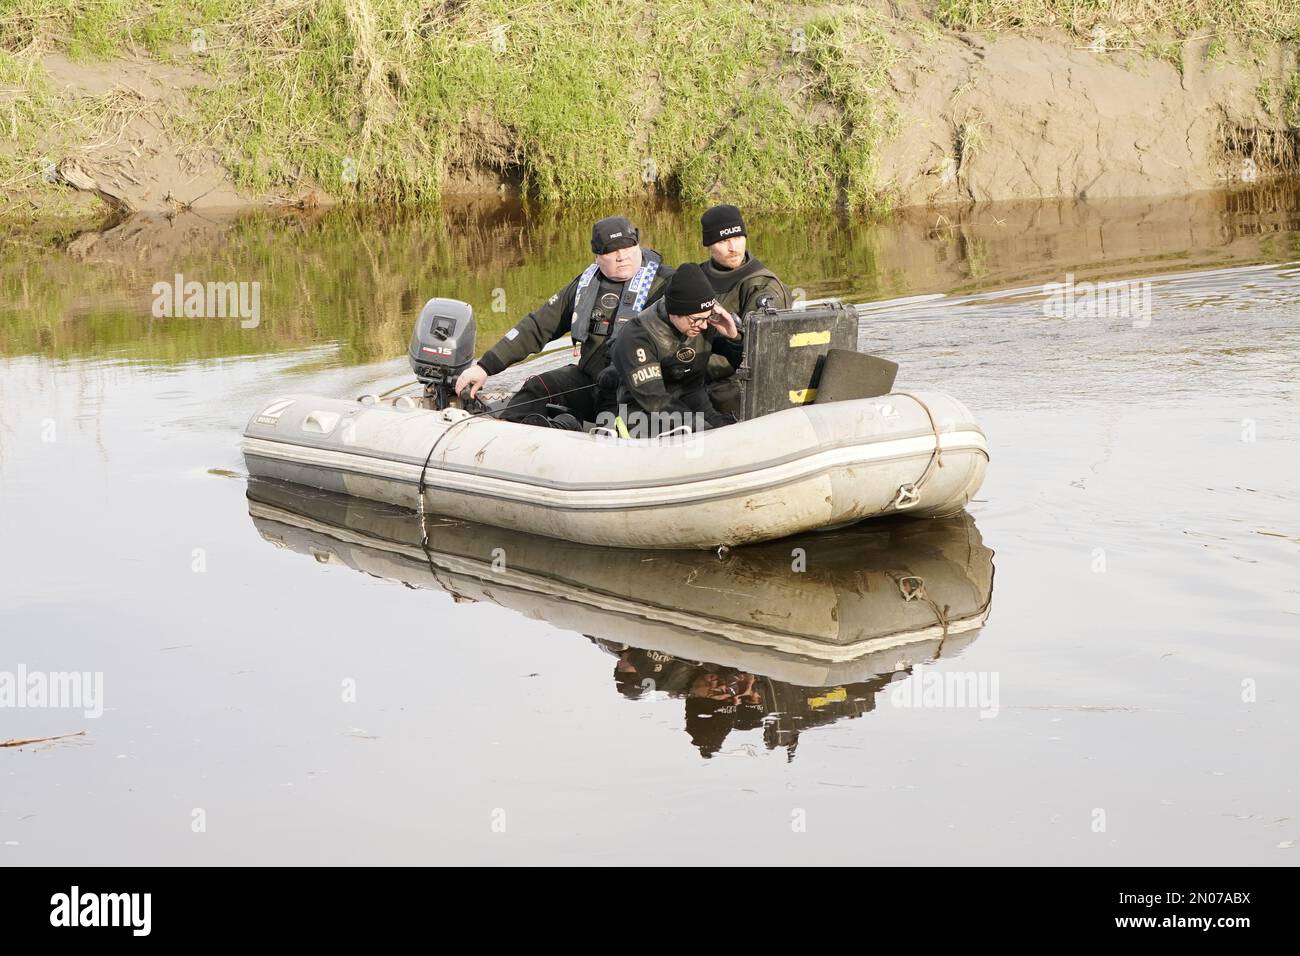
[{"x1": 3, "y1": 1, "x2": 1299, "y2": 223}]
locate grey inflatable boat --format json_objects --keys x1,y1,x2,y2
[{"x1": 241, "y1": 298, "x2": 989, "y2": 549}]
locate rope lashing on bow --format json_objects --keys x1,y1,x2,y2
[
  {"x1": 890, "y1": 391, "x2": 946, "y2": 511},
  {"x1": 891, "y1": 571, "x2": 953, "y2": 657}
]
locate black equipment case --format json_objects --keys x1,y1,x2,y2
[{"x1": 734, "y1": 301, "x2": 860, "y2": 420}]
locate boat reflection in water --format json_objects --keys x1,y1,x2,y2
[{"x1": 246, "y1": 480, "x2": 995, "y2": 759}]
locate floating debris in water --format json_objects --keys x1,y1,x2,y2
[{"x1": 1, "y1": 731, "x2": 85, "y2": 749}]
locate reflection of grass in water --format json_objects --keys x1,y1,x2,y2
[
  {"x1": 963, "y1": 234, "x2": 990, "y2": 281},
  {"x1": 8, "y1": 187, "x2": 1300, "y2": 367},
  {"x1": 1257, "y1": 231, "x2": 1300, "y2": 261},
  {"x1": 0, "y1": 204, "x2": 890, "y2": 364}
]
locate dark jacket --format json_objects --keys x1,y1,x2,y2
[
  {"x1": 699, "y1": 253, "x2": 787, "y2": 383},
  {"x1": 610, "y1": 299, "x2": 744, "y2": 430},
  {"x1": 699, "y1": 253, "x2": 789, "y2": 319},
  {"x1": 479, "y1": 251, "x2": 674, "y2": 377}
]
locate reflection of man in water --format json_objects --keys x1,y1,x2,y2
[
  {"x1": 589, "y1": 637, "x2": 906, "y2": 760},
  {"x1": 690, "y1": 671, "x2": 762, "y2": 705},
  {"x1": 684, "y1": 696, "x2": 766, "y2": 759},
  {"x1": 595, "y1": 639, "x2": 768, "y2": 758},
  {"x1": 612, "y1": 647, "x2": 701, "y2": 698}
]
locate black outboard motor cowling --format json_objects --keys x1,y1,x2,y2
[{"x1": 409, "y1": 298, "x2": 477, "y2": 409}]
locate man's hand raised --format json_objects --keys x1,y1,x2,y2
[{"x1": 707, "y1": 305, "x2": 739, "y2": 340}]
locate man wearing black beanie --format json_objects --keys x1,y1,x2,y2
[
  {"x1": 698, "y1": 204, "x2": 790, "y2": 319},
  {"x1": 606, "y1": 262, "x2": 743, "y2": 437},
  {"x1": 698, "y1": 205, "x2": 790, "y2": 412}
]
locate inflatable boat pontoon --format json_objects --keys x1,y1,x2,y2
[{"x1": 242, "y1": 390, "x2": 987, "y2": 549}]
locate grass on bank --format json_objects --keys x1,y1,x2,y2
[
  {"x1": 1, "y1": 0, "x2": 905, "y2": 212},
  {"x1": 2, "y1": 1, "x2": 1300, "y2": 212},
  {"x1": 935, "y1": 0, "x2": 1300, "y2": 43},
  {"x1": 938, "y1": 0, "x2": 1300, "y2": 74}
]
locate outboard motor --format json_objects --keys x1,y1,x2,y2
[{"x1": 409, "y1": 298, "x2": 477, "y2": 409}]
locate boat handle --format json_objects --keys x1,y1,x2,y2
[
  {"x1": 658, "y1": 425, "x2": 693, "y2": 439},
  {"x1": 893, "y1": 482, "x2": 921, "y2": 509},
  {"x1": 302, "y1": 411, "x2": 340, "y2": 435},
  {"x1": 896, "y1": 575, "x2": 926, "y2": 600}
]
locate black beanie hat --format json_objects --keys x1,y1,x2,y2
[
  {"x1": 701, "y1": 204, "x2": 746, "y2": 246},
  {"x1": 665, "y1": 262, "x2": 717, "y2": 315},
  {"x1": 591, "y1": 215, "x2": 639, "y2": 254}
]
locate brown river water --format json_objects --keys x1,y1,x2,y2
[{"x1": 1, "y1": 185, "x2": 1298, "y2": 865}]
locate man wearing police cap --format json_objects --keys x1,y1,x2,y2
[{"x1": 454, "y1": 216, "x2": 674, "y2": 427}]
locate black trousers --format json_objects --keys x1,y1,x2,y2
[
  {"x1": 620, "y1": 386, "x2": 736, "y2": 438},
  {"x1": 500, "y1": 364, "x2": 615, "y2": 426},
  {"x1": 706, "y1": 377, "x2": 742, "y2": 415}
]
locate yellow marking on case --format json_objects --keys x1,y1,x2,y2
[
  {"x1": 789, "y1": 330, "x2": 830, "y2": 347},
  {"x1": 807, "y1": 687, "x2": 847, "y2": 709}
]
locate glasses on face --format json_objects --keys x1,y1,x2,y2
[{"x1": 686, "y1": 312, "x2": 712, "y2": 326}]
